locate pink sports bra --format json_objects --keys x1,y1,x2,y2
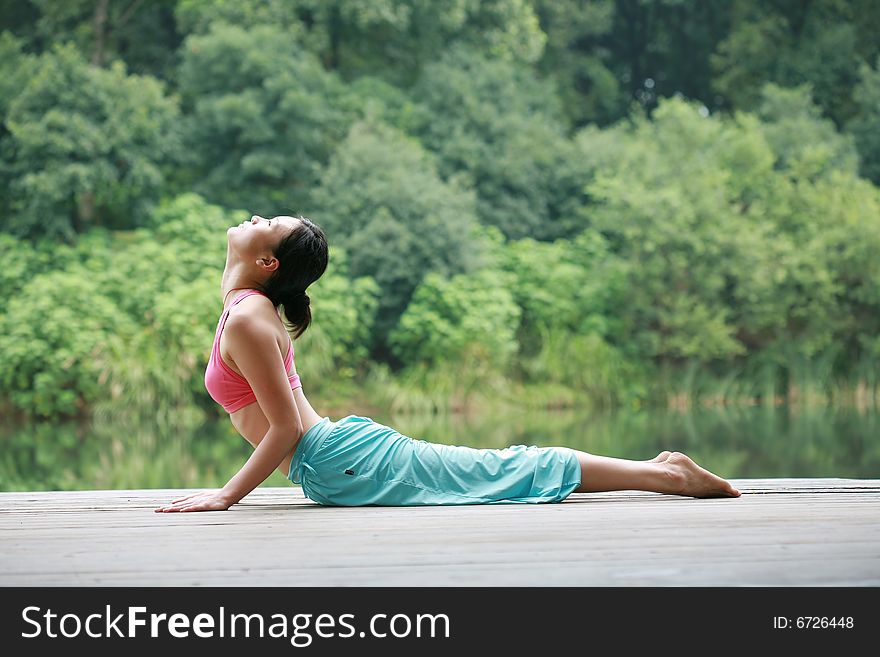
[{"x1": 205, "y1": 290, "x2": 302, "y2": 413}]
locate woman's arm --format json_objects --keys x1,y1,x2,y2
[
  {"x1": 156, "y1": 308, "x2": 303, "y2": 512},
  {"x1": 217, "y1": 312, "x2": 304, "y2": 504}
]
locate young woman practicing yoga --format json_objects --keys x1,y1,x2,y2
[{"x1": 155, "y1": 215, "x2": 740, "y2": 512}]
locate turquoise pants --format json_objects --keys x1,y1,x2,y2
[{"x1": 288, "y1": 415, "x2": 581, "y2": 506}]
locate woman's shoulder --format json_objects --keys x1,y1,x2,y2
[{"x1": 225, "y1": 295, "x2": 278, "y2": 334}]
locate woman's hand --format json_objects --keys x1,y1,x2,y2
[{"x1": 154, "y1": 490, "x2": 234, "y2": 513}]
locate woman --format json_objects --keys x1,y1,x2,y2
[{"x1": 155, "y1": 215, "x2": 740, "y2": 513}]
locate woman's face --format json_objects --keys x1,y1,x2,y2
[{"x1": 227, "y1": 214, "x2": 300, "y2": 257}]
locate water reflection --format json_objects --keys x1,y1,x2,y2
[{"x1": 1, "y1": 406, "x2": 877, "y2": 491}]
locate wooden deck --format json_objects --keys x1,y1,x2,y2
[{"x1": 1, "y1": 479, "x2": 878, "y2": 586}]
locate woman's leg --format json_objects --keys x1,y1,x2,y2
[{"x1": 574, "y1": 450, "x2": 740, "y2": 498}]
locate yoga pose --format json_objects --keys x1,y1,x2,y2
[{"x1": 155, "y1": 215, "x2": 740, "y2": 512}]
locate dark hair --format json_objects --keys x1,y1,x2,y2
[{"x1": 260, "y1": 216, "x2": 329, "y2": 340}]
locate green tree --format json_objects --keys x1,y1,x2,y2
[
  {"x1": 175, "y1": 0, "x2": 305, "y2": 35},
  {"x1": 848, "y1": 56, "x2": 880, "y2": 184},
  {"x1": 413, "y1": 46, "x2": 586, "y2": 240},
  {"x1": 533, "y1": 0, "x2": 621, "y2": 126},
  {"x1": 4, "y1": 0, "x2": 182, "y2": 79},
  {"x1": 755, "y1": 83, "x2": 858, "y2": 180},
  {"x1": 298, "y1": 0, "x2": 545, "y2": 83},
  {"x1": 390, "y1": 267, "x2": 521, "y2": 371},
  {"x1": 0, "y1": 33, "x2": 37, "y2": 221},
  {"x1": 578, "y1": 99, "x2": 772, "y2": 363},
  {"x1": 80, "y1": 193, "x2": 231, "y2": 319},
  {"x1": 25, "y1": 194, "x2": 233, "y2": 422},
  {"x1": 177, "y1": 22, "x2": 354, "y2": 212},
  {"x1": 535, "y1": 0, "x2": 734, "y2": 126},
  {"x1": 0, "y1": 33, "x2": 36, "y2": 119},
  {"x1": 0, "y1": 43, "x2": 180, "y2": 239},
  {"x1": 0, "y1": 268, "x2": 135, "y2": 417},
  {"x1": 500, "y1": 228, "x2": 628, "y2": 349},
  {"x1": 577, "y1": 94, "x2": 870, "y2": 379},
  {"x1": 345, "y1": 75, "x2": 428, "y2": 135},
  {"x1": 780, "y1": 173, "x2": 880, "y2": 367},
  {"x1": 496, "y1": 227, "x2": 635, "y2": 404},
  {"x1": 0, "y1": 233, "x2": 52, "y2": 309},
  {"x1": 711, "y1": 0, "x2": 880, "y2": 125},
  {"x1": 608, "y1": 0, "x2": 734, "y2": 112},
  {"x1": 311, "y1": 119, "x2": 485, "y2": 356}
]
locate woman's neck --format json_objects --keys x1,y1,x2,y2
[{"x1": 221, "y1": 263, "x2": 262, "y2": 310}]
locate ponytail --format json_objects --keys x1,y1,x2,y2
[{"x1": 280, "y1": 290, "x2": 312, "y2": 340}]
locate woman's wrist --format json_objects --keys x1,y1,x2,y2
[{"x1": 218, "y1": 487, "x2": 241, "y2": 507}]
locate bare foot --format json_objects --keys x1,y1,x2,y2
[
  {"x1": 662, "y1": 452, "x2": 741, "y2": 498},
  {"x1": 646, "y1": 451, "x2": 672, "y2": 463}
]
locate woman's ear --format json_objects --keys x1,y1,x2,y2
[{"x1": 257, "y1": 256, "x2": 280, "y2": 273}]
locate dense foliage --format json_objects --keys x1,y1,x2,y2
[{"x1": 1, "y1": 0, "x2": 879, "y2": 421}]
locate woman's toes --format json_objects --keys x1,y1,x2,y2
[{"x1": 647, "y1": 451, "x2": 672, "y2": 463}]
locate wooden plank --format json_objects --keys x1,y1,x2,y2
[{"x1": 0, "y1": 479, "x2": 878, "y2": 586}]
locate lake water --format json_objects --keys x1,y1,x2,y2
[{"x1": 1, "y1": 405, "x2": 877, "y2": 492}]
